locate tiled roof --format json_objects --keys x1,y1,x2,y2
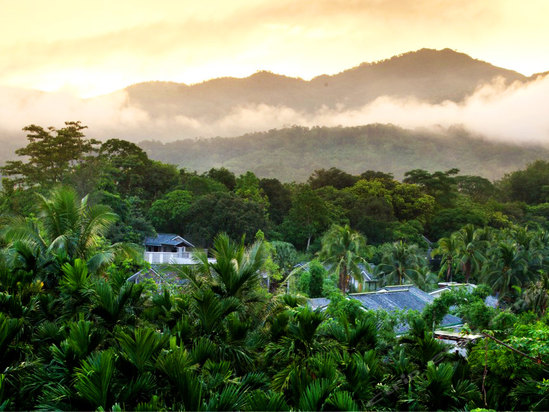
[
  {"x1": 144, "y1": 233, "x2": 194, "y2": 247},
  {"x1": 308, "y1": 286, "x2": 463, "y2": 333},
  {"x1": 429, "y1": 283, "x2": 499, "y2": 308}
]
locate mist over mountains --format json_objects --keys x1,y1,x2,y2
[
  {"x1": 125, "y1": 48, "x2": 526, "y2": 119},
  {"x1": 1, "y1": 48, "x2": 549, "y2": 179},
  {"x1": 140, "y1": 124, "x2": 549, "y2": 181}
]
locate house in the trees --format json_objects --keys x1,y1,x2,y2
[
  {"x1": 309, "y1": 285, "x2": 463, "y2": 334},
  {"x1": 144, "y1": 233, "x2": 207, "y2": 265}
]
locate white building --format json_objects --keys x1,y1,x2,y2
[{"x1": 143, "y1": 233, "x2": 213, "y2": 264}]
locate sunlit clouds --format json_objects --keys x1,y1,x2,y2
[
  {"x1": 1, "y1": 0, "x2": 548, "y2": 96},
  {"x1": 2, "y1": 74, "x2": 549, "y2": 146}
]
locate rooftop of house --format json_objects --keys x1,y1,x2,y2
[
  {"x1": 429, "y1": 283, "x2": 499, "y2": 308},
  {"x1": 128, "y1": 264, "x2": 189, "y2": 287},
  {"x1": 309, "y1": 285, "x2": 463, "y2": 333},
  {"x1": 144, "y1": 233, "x2": 195, "y2": 248}
]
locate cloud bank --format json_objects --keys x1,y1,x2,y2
[
  {"x1": 2, "y1": 0, "x2": 549, "y2": 94},
  {"x1": 1, "y1": 75, "x2": 549, "y2": 151}
]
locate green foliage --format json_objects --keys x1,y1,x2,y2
[
  {"x1": 181, "y1": 172, "x2": 228, "y2": 196},
  {"x1": 206, "y1": 167, "x2": 237, "y2": 191},
  {"x1": 148, "y1": 189, "x2": 193, "y2": 233},
  {"x1": 4, "y1": 127, "x2": 549, "y2": 411},
  {"x1": 499, "y1": 160, "x2": 549, "y2": 204},
  {"x1": 280, "y1": 185, "x2": 331, "y2": 250},
  {"x1": 235, "y1": 171, "x2": 269, "y2": 208},
  {"x1": 74, "y1": 350, "x2": 116, "y2": 409},
  {"x1": 1, "y1": 122, "x2": 100, "y2": 188},
  {"x1": 308, "y1": 260, "x2": 325, "y2": 298},
  {"x1": 308, "y1": 167, "x2": 359, "y2": 190},
  {"x1": 377, "y1": 241, "x2": 424, "y2": 286},
  {"x1": 319, "y1": 224, "x2": 370, "y2": 292},
  {"x1": 404, "y1": 168, "x2": 460, "y2": 208},
  {"x1": 259, "y1": 178, "x2": 291, "y2": 225},
  {"x1": 181, "y1": 192, "x2": 267, "y2": 247}
]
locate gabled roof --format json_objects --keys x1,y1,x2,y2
[{"x1": 144, "y1": 233, "x2": 194, "y2": 248}]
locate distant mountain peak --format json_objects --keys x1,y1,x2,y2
[{"x1": 118, "y1": 48, "x2": 530, "y2": 129}]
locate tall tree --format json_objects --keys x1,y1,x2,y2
[
  {"x1": 282, "y1": 185, "x2": 331, "y2": 250},
  {"x1": 1, "y1": 122, "x2": 100, "y2": 187},
  {"x1": 98, "y1": 138, "x2": 150, "y2": 196},
  {"x1": 432, "y1": 235, "x2": 461, "y2": 282},
  {"x1": 404, "y1": 168, "x2": 459, "y2": 208},
  {"x1": 454, "y1": 224, "x2": 486, "y2": 283},
  {"x1": 205, "y1": 167, "x2": 237, "y2": 191},
  {"x1": 482, "y1": 241, "x2": 530, "y2": 302},
  {"x1": 259, "y1": 178, "x2": 291, "y2": 225},
  {"x1": 308, "y1": 167, "x2": 358, "y2": 190},
  {"x1": 318, "y1": 224, "x2": 369, "y2": 293},
  {"x1": 378, "y1": 241, "x2": 422, "y2": 286}
]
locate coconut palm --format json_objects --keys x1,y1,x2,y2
[
  {"x1": 318, "y1": 224, "x2": 370, "y2": 293},
  {"x1": 525, "y1": 228, "x2": 549, "y2": 272},
  {"x1": 521, "y1": 270, "x2": 549, "y2": 316},
  {"x1": 454, "y1": 224, "x2": 487, "y2": 283},
  {"x1": 378, "y1": 241, "x2": 422, "y2": 286},
  {"x1": 432, "y1": 234, "x2": 461, "y2": 282},
  {"x1": 482, "y1": 240, "x2": 531, "y2": 302}
]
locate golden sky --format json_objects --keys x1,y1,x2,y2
[{"x1": 1, "y1": 0, "x2": 548, "y2": 97}]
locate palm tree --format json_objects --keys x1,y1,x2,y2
[
  {"x1": 454, "y1": 224, "x2": 487, "y2": 283},
  {"x1": 522, "y1": 270, "x2": 549, "y2": 316},
  {"x1": 3, "y1": 186, "x2": 137, "y2": 278},
  {"x1": 482, "y1": 240, "x2": 530, "y2": 302},
  {"x1": 193, "y1": 233, "x2": 267, "y2": 301},
  {"x1": 378, "y1": 241, "x2": 422, "y2": 286},
  {"x1": 318, "y1": 224, "x2": 370, "y2": 293},
  {"x1": 525, "y1": 228, "x2": 549, "y2": 272},
  {"x1": 432, "y1": 235, "x2": 460, "y2": 282}
]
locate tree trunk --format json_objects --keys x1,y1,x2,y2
[
  {"x1": 339, "y1": 265, "x2": 348, "y2": 293},
  {"x1": 339, "y1": 267, "x2": 345, "y2": 292},
  {"x1": 464, "y1": 260, "x2": 471, "y2": 283}
]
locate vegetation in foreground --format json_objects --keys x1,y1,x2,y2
[{"x1": 0, "y1": 122, "x2": 548, "y2": 410}]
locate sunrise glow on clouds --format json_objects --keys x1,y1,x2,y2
[{"x1": 0, "y1": 0, "x2": 548, "y2": 97}]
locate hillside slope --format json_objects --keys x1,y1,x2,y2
[{"x1": 140, "y1": 124, "x2": 549, "y2": 181}]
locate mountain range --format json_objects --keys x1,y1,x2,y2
[
  {"x1": 1, "y1": 48, "x2": 548, "y2": 180},
  {"x1": 123, "y1": 48, "x2": 528, "y2": 121}
]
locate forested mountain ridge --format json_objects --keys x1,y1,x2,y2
[
  {"x1": 140, "y1": 124, "x2": 549, "y2": 181},
  {"x1": 1, "y1": 49, "x2": 546, "y2": 173},
  {"x1": 124, "y1": 48, "x2": 526, "y2": 120}
]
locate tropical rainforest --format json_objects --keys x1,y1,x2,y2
[{"x1": 0, "y1": 122, "x2": 548, "y2": 410}]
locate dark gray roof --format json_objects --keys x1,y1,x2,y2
[
  {"x1": 144, "y1": 233, "x2": 194, "y2": 248},
  {"x1": 352, "y1": 288, "x2": 428, "y2": 312},
  {"x1": 308, "y1": 286, "x2": 463, "y2": 333},
  {"x1": 350, "y1": 287, "x2": 462, "y2": 328}
]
